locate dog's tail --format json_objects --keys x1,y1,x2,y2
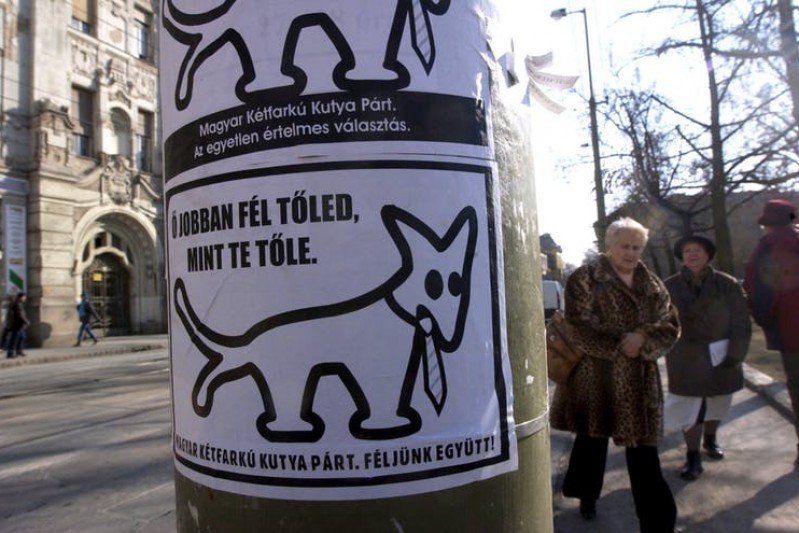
[
  {"x1": 173, "y1": 278, "x2": 219, "y2": 353},
  {"x1": 173, "y1": 278, "x2": 245, "y2": 415}
]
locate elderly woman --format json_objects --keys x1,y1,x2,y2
[
  {"x1": 664, "y1": 236, "x2": 751, "y2": 480},
  {"x1": 551, "y1": 218, "x2": 680, "y2": 531}
]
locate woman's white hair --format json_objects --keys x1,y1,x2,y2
[{"x1": 605, "y1": 217, "x2": 649, "y2": 248}]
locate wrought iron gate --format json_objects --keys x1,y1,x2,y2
[{"x1": 81, "y1": 253, "x2": 130, "y2": 336}]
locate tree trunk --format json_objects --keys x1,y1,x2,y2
[
  {"x1": 697, "y1": 0, "x2": 735, "y2": 272},
  {"x1": 778, "y1": 0, "x2": 799, "y2": 125}
]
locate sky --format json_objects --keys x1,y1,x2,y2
[
  {"x1": 521, "y1": 0, "x2": 606, "y2": 266},
  {"x1": 511, "y1": 0, "x2": 673, "y2": 265}
]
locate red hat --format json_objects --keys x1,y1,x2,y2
[{"x1": 758, "y1": 199, "x2": 796, "y2": 226}]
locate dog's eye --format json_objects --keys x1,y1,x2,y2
[
  {"x1": 425, "y1": 270, "x2": 443, "y2": 300},
  {"x1": 448, "y1": 272, "x2": 463, "y2": 296}
]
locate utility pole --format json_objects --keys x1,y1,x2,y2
[{"x1": 161, "y1": 2, "x2": 552, "y2": 530}]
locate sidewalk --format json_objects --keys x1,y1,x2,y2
[
  {"x1": 551, "y1": 361, "x2": 799, "y2": 532},
  {"x1": 0, "y1": 334, "x2": 169, "y2": 369}
]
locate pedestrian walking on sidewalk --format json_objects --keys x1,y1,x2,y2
[
  {"x1": 550, "y1": 218, "x2": 680, "y2": 532},
  {"x1": 5, "y1": 292, "x2": 30, "y2": 358},
  {"x1": 1, "y1": 294, "x2": 14, "y2": 349},
  {"x1": 664, "y1": 236, "x2": 751, "y2": 481},
  {"x1": 744, "y1": 199, "x2": 799, "y2": 468},
  {"x1": 74, "y1": 292, "x2": 100, "y2": 347}
]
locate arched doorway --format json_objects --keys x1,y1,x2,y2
[
  {"x1": 74, "y1": 210, "x2": 165, "y2": 338},
  {"x1": 81, "y1": 253, "x2": 131, "y2": 335}
]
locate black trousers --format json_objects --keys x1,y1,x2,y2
[
  {"x1": 562, "y1": 434, "x2": 676, "y2": 533},
  {"x1": 782, "y1": 352, "x2": 799, "y2": 440}
]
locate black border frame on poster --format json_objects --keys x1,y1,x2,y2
[{"x1": 165, "y1": 159, "x2": 510, "y2": 488}]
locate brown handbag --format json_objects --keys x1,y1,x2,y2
[{"x1": 546, "y1": 309, "x2": 583, "y2": 384}]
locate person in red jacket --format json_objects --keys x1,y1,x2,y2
[{"x1": 744, "y1": 199, "x2": 799, "y2": 467}]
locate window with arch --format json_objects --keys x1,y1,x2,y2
[{"x1": 110, "y1": 109, "x2": 132, "y2": 159}]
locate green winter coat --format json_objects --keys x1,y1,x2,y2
[{"x1": 664, "y1": 266, "x2": 751, "y2": 397}]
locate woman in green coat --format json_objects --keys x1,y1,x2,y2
[{"x1": 664, "y1": 236, "x2": 751, "y2": 480}]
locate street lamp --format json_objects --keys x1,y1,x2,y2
[{"x1": 551, "y1": 7, "x2": 607, "y2": 251}]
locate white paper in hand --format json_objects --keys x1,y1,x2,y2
[{"x1": 708, "y1": 339, "x2": 730, "y2": 367}]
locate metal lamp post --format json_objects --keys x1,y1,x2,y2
[{"x1": 551, "y1": 7, "x2": 607, "y2": 251}]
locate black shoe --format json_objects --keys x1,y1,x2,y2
[
  {"x1": 93, "y1": 338, "x2": 98, "y2": 345},
  {"x1": 73, "y1": 341, "x2": 81, "y2": 347},
  {"x1": 16, "y1": 351, "x2": 25, "y2": 357},
  {"x1": 6, "y1": 354, "x2": 15, "y2": 359},
  {"x1": 579, "y1": 499, "x2": 596, "y2": 520},
  {"x1": 680, "y1": 450, "x2": 703, "y2": 481},
  {"x1": 703, "y1": 435, "x2": 725, "y2": 460}
]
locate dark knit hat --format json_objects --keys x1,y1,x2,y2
[
  {"x1": 673, "y1": 235, "x2": 716, "y2": 262},
  {"x1": 758, "y1": 199, "x2": 796, "y2": 227}
]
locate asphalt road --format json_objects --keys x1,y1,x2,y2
[{"x1": 0, "y1": 350, "x2": 175, "y2": 533}]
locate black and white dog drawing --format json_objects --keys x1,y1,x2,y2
[
  {"x1": 174, "y1": 205, "x2": 477, "y2": 442},
  {"x1": 163, "y1": 0, "x2": 452, "y2": 110}
]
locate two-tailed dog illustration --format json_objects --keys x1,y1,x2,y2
[
  {"x1": 174, "y1": 205, "x2": 477, "y2": 442},
  {"x1": 162, "y1": 0, "x2": 452, "y2": 110}
]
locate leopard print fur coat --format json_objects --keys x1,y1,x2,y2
[{"x1": 550, "y1": 255, "x2": 680, "y2": 447}]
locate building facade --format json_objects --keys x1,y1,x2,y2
[{"x1": 0, "y1": 0, "x2": 164, "y2": 346}]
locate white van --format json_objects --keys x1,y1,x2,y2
[{"x1": 542, "y1": 280, "x2": 565, "y2": 319}]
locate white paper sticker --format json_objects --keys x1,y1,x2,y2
[{"x1": 161, "y1": 0, "x2": 516, "y2": 500}]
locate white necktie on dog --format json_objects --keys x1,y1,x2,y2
[
  {"x1": 423, "y1": 333, "x2": 446, "y2": 414},
  {"x1": 409, "y1": 0, "x2": 435, "y2": 73}
]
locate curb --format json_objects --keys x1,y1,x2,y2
[
  {"x1": 0, "y1": 342, "x2": 168, "y2": 369},
  {"x1": 743, "y1": 363, "x2": 794, "y2": 421}
]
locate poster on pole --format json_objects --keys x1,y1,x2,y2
[
  {"x1": 4, "y1": 203, "x2": 26, "y2": 294},
  {"x1": 161, "y1": 0, "x2": 517, "y2": 500}
]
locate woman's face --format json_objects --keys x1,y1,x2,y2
[
  {"x1": 607, "y1": 230, "x2": 646, "y2": 275},
  {"x1": 681, "y1": 242, "x2": 710, "y2": 273}
]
